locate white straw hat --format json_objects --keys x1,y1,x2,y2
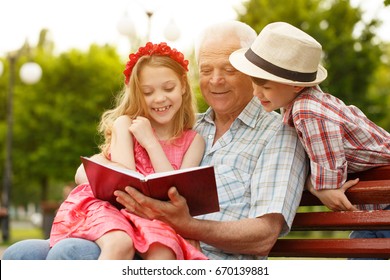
[{"x1": 229, "y1": 22, "x2": 327, "y2": 86}]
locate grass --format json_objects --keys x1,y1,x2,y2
[{"x1": 1, "y1": 224, "x2": 44, "y2": 247}]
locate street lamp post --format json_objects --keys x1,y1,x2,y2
[
  {"x1": 116, "y1": 3, "x2": 180, "y2": 46},
  {"x1": 1, "y1": 47, "x2": 42, "y2": 242}
]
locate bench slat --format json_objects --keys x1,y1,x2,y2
[
  {"x1": 348, "y1": 165, "x2": 390, "y2": 181},
  {"x1": 300, "y1": 181, "x2": 390, "y2": 206},
  {"x1": 270, "y1": 238, "x2": 390, "y2": 258},
  {"x1": 292, "y1": 210, "x2": 390, "y2": 231},
  {"x1": 271, "y1": 165, "x2": 390, "y2": 259}
]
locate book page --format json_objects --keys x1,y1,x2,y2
[
  {"x1": 145, "y1": 165, "x2": 212, "y2": 180},
  {"x1": 84, "y1": 157, "x2": 144, "y2": 180}
]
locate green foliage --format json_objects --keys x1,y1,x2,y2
[
  {"x1": 186, "y1": 50, "x2": 209, "y2": 113},
  {"x1": 366, "y1": 43, "x2": 390, "y2": 130},
  {"x1": 237, "y1": 0, "x2": 386, "y2": 127},
  {"x1": 0, "y1": 44, "x2": 124, "y2": 206}
]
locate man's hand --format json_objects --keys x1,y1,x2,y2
[
  {"x1": 114, "y1": 186, "x2": 193, "y2": 235},
  {"x1": 306, "y1": 178, "x2": 359, "y2": 211}
]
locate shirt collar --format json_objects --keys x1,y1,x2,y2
[
  {"x1": 282, "y1": 87, "x2": 317, "y2": 127},
  {"x1": 282, "y1": 104, "x2": 294, "y2": 127},
  {"x1": 197, "y1": 97, "x2": 261, "y2": 129}
]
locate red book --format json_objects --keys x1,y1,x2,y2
[{"x1": 81, "y1": 156, "x2": 220, "y2": 216}]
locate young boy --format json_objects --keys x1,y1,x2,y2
[{"x1": 229, "y1": 21, "x2": 390, "y2": 249}]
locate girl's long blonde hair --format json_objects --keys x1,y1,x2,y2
[{"x1": 98, "y1": 55, "x2": 197, "y2": 158}]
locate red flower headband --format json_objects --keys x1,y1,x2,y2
[{"x1": 123, "y1": 42, "x2": 189, "y2": 84}]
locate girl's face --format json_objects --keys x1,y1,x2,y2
[
  {"x1": 139, "y1": 65, "x2": 185, "y2": 128},
  {"x1": 252, "y1": 78, "x2": 302, "y2": 112}
]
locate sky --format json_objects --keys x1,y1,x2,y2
[
  {"x1": 0, "y1": 0, "x2": 242, "y2": 57},
  {"x1": 0, "y1": 0, "x2": 389, "y2": 58}
]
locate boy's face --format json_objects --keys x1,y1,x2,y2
[{"x1": 251, "y1": 78, "x2": 302, "y2": 112}]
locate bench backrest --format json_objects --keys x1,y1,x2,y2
[{"x1": 270, "y1": 166, "x2": 390, "y2": 258}]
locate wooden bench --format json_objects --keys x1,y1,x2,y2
[{"x1": 270, "y1": 166, "x2": 390, "y2": 259}]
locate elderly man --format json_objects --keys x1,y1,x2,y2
[{"x1": 3, "y1": 21, "x2": 307, "y2": 260}]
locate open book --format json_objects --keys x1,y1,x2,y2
[{"x1": 81, "y1": 156, "x2": 220, "y2": 216}]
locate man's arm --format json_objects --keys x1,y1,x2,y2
[
  {"x1": 115, "y1": 186, "x2": 284, "y2": 256},
  {"x1": 182, "y1": 214, "x2": 284, "y2": 256}
]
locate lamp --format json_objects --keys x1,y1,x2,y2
[
  {"x1": 164, "y1": 18, "x2": 181, "y2": 42},
  {"x1": 1, "y1": 46, "x2": 42, "y2": 242},
  {"x1": 116, "y1": 12, "x2": 136, "y2": 39},
  {"x1": 19, "y1": 62, "x2": 42, "y2": 85},
  {"x1": 117, "y1": 3, "x2": 180, "y2": 44}
]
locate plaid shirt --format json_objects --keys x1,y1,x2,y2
[
  {"x1": 195, "y1": 97, "x2": 308, "y2": 260},
  {"x1": 283, "y1": 86, "x2": 390, "y2": 210}
]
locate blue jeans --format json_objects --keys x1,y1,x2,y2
[{"x1": 2, "y1": 238, "x2": 101, "y2": 260}]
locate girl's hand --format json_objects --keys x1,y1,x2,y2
[
  {"x1": 128, "y1": 116, "x2": 158, "y2": 149},
  {"x1": 306, "y1": 178, "x2": 360, "y2": 211}
]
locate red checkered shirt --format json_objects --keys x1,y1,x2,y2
[{"x1": 283, "y1": 86, "x2": 390, "y2": 210}]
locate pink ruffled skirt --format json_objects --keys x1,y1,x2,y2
[{"x1": 50, "y1": 183, "x2": 207, "y2": 260}]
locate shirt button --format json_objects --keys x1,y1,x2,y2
[{"x1": 208, "y1": 135, "x2": 213, "y2": 139}]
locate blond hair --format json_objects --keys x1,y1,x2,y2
[{"x1": 98, "y1": 55, "x2": 197, "y2": 157}]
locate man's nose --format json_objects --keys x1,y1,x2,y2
[{"x1": 209, "y1": 72, "x2": 225, "y2": 85}]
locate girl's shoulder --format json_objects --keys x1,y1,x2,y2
[{"x1": 182, "y1": 129, "x2": 198, "y2": 142}]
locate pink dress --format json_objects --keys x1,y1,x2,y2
[{"x1": 50, "y1": 130, "x2": 207, "y2": 260}]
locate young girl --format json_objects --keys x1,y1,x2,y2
[{"x1": 50, "y1": 42, "x2": 207, "y2": 260}]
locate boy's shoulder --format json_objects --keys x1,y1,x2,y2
[
  {"x1": 293, "y1": 86, "x2": 340, "y2": 109},
  {"x1": 291, "y1": 87, "x2": 322, "y2": 109}
]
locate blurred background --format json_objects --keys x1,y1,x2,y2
[{"x1": 1, "y1": 0, "x2": 390, "y2": 249}]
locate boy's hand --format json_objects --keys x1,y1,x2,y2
[{"x1": 306, "y1": 178, "x2": 359, "y2": 211}]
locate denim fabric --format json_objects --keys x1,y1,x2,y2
[
  {"x1": 2, "y1": 239, "x2": 51, "y2": 260},
  {"x1": 2, "y1": 238, "x2": 100, "y2": 260}
]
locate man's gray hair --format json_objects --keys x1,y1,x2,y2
[{"x1": 194, "y1": 20, "x2": 257, "y2": 63}]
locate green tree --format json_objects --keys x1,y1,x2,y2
[
  {"x1": 366, "y1": 43, "x2": 390, "y2": 130},
  {"x1": 237, "y1": 0, "x2": 384, "y2": 118},
  {"x1": 1, "y1": 43, "x2": 124, "y2": 206}
]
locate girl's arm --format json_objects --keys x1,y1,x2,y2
[
  {"x1": 74, "y1": 113, "x2": 138, "y2": 184},
  {"x1": 111, "y1": 115, "x2": 136, "y2": 170},
  {"x1": 129, "y1": 116, "x2": 174, "y2": 173},
  {"x1": 75, "y1": 153, "x2": 110, "y2": 184},
  {"x1": 180, "y1": 133, "x2": 205, "y2": 169},
  {"x1": 130, "y1": 117, "x2": 205, "y2": 172}
]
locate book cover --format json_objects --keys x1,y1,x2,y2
[{"x1": 81, "y1": 156, "x2": 220, "y2": 216}]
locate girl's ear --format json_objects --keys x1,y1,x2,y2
[{"x1": 181, "y1": 75, "x2": 187, "y2": 95}]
